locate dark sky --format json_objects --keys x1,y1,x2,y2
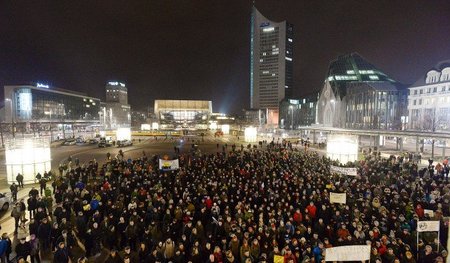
[{"x1": 1, "y1": 1, "x2": 450, "y2": 114}]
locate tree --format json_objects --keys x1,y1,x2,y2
[{"x1": 422, "y1": 108, "x2": 446, "y2": 158}]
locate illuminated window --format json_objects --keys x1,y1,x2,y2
[
  {"x1": 288, "y1": 38, "x2": 293, "y2": 42},
  {"x1": 369, "y1": 75, "x2": 379, "y2": 80},
  {"x1": 346, "y1": 70, "x2": 355, "y2": 74},
  {"x1": 285, "y1": 57, "x2": 292, "y2": 61},
  {"x1": 263, "y1": 27, "x2": 275, "y2": 32}
]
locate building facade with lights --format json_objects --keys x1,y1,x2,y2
[
  {"x1": 3, "y1": 83, "x2": 101, "y2": 125},
  {"x1": 279, "y1": 93, "x2": 319, "y2": 129},
  {"x1": 154, "y1": 100, "x2": 212, "y2": 130},
  {"x1": 250, "y1": 6, "x2": 293, "y2": 126},
  {"x1": 408, "y1": 60, "x2": 450, "y2": 132},
  {"x1": 317, "y1": 53, "x2": 407, "y2": 130},
  {"x1": 101, "y1": 82, "x2": 131, "y2": 129}
]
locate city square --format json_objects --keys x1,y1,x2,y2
[{"x1": 0, "y1": 1, "x2": 450, "y2": 263}]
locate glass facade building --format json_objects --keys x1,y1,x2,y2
[
  {"x1": 154, "y1": 100, "x2": 212, "y2": 130},
  {"x1": 279, "y1": 93, "x2": 319, "y2": 129},
  {"x1": 4, "y1": 84, "x2": 101, "y2": 123},
  {"x1": 318, "y1": 53, "x2": 407, "y2": 129}
]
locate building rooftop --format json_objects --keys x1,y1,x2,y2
[
  {"x1": 325, "y1": 53, "x2": 399, "y2": 98},
  {"x1": 410, "y1": 59, "x2": 450, "y2": 88}
]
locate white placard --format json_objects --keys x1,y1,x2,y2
[
  {"x1": 417, "y1": 221, "x2": 440, "y2": 232},
  {"x1": 330, "y1": 165, "x2": 358, "y2": 176},
  {"x1": 330, "y1": 192, "x2": 346, "y2": 204},
  {"x1": 159, "y1": 159, "x2": 180, "y2": 170},
  {"x1": 325, "y1": 245, "x2": 371, "y2": 261},
  {"x1": 424, "y1": 209, "x2": 434, "y2": 217}
]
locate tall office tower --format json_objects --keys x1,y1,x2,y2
[
  {"x1": 250, "y1": 6, "x2": 293, "y2": 125},
  {"x1": 103, "y1": 81, "x2": 131, "y2": 128},
  {"x1": 106, "y1": 81, "x2": 128, "y2": 104}
]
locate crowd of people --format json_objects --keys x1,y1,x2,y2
[{"x1": 4, "y1": 140, "x2": 450, "y2": 263}]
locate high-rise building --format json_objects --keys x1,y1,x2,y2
[
  {"x1": 106, "y1": 81, "x2": 128, "y2": 104},
  {"x1": 250, "y1": 6, "x2": 293, "y2": 126},
  {"x1": 101, "y1": 81, "x2": 131, "y2": 129}
]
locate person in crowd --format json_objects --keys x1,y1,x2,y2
[
  {"x1": 16, "y1": 173, "x2": 24, "y2": 188},
  {"x1": 29, "y1": 234, "x2": 40, "y2": 263},
  {"x1": 15, "y1": 238, "x2": 31, "y2": 262},
  {"x1": 39, "y1": 178, "x2": 47, "y2": 196},
  {"x1": 12, "y1": 142, "x2": 450, "y2": 262},
  {"x1": 53, "y1": 242, "x2": 70, "y2": 263},
  {"x1": 9, "y1": 183, "x2": 18, "y2": 202},
  {"x1": 11, "y1": 203, "x2": 22, "y2": 234}
]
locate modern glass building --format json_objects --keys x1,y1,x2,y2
[
  {"x1": 317, "y1": 53, "x2": 407, "y2": 129},
  {"x1": 154, "y1": 100, "x2": 212, "y2": 130},
  {"x1": 4, "y1": 83, "x2": 101, "y2": 123},
  {"x1": 250, "y1": 6, "x2": 293, "y2": 126}
]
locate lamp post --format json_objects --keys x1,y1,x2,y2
[{"x1": 289, "y1": 105, "x2": 294, "y2": 130}]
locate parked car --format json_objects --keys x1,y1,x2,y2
[
  {"x1": 63, "y1": 140, "x2": 76, "y2": 146},
  {"x1": 88, "y1": 138, "x2": 98, "y2": 144},
  {"x1": 117, "y1": 140, "x2": 133, "y2": 147},
  {"x1": 0, "y1": 193, "x2": 12, "y2": 211},
  {"x1": 98, "y1": 140, "x2": 113, "y2": 148}
]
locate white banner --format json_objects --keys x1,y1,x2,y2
[
  {"x1": 424, "y1": 209, "x2": 434, "y2": 217},
  {"x1": 325, "y1": 245, "x2": 371, "y2": 261},
  {"x1": 417, "y1": 221, "x2": 440, "y2": 232},
  {"x1": 330, "y1": 165, "x2": 357, "y2": 176},
  {"x1": 330, "y1": 192, "x2": 346, "y2": 204},
  {"x1": 159, "y1": 159, "x2": 180, "y2": 170}
]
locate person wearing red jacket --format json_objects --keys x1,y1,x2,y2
[
  {"x1": 205, "y1": 196, "x2": 213, "y2": 210},
  {"x1": 415, "y1": 204, "x2": 424, "y2": 219},
  {"x1": 293, "y1": 209, "x2": 303, "y2": 225},
  {"x1": 306, "y1": 202, "x2": 317, "y2": 219}
]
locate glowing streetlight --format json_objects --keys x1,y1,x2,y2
[{"x1": 289, "y1": 105, "x2": 294, "y2": 129}]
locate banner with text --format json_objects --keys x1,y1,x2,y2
[
  {"x1": 330, "y1": 192, "x2": 347, "y2": 204},
  {"x1": 330, "y1": 166, "x2": 358, "y2": 176},
  {"x1": 424, "y1": 209, "x2": 434, "y2": 217},
  {"x1": 325, "y1": 245, "x2": 371, "y2": 261},
  {"x1": 417, "y1": 221, "x2": 440, "y2": 232},
  {"x1": 159, "y1": 159, "x2": 180, "y2": 171}
]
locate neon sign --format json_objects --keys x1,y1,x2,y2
[{"x1": 36, "y1": 83, "x2": 49, "y2": 89}]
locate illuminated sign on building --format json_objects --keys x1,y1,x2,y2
[
  {"x1": 289, "y1": 99, "x2": 299, "y2": 105},
  {"x1": 36, "y1": 83, "x2": 49, "y2": 89},
  {"x1": 108, "y1": 82, "x2": 126, "y2": 87},
  {"x1": 260, "y1": 22, "x2": 270, "y2": 27}
]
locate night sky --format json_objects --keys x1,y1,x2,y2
[{"x1": 1, "y1": 1, "x2": 450, "y2": 114}]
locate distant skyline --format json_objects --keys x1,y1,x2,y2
[{"x1": 1, "y1": 1, "x2": 450, "y2": 114}]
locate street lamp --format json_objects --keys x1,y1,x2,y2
[{"x1": 289, "y1": 105, "x2": 294, "y2": 130}]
